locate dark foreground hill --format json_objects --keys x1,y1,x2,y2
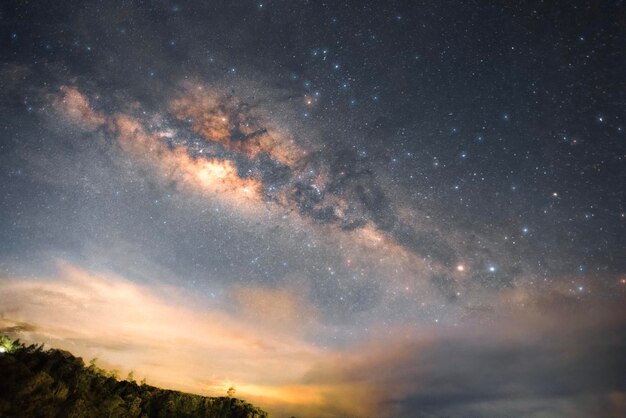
[{"x1": 0, "y1": 337, "x2": 268, "y2": 418}]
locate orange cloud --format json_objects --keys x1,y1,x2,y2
[
  {"x1": 0, "y1": 262, "x2": 416, "y2": 417},
  {"x1": 0, "y1": 264, "x2": 319, "y2": 403},
  {"x1": 231, "y1": 284, "x2": 319, "y2": 333},
  {"x1": 3, "y1": 262, "x2": 623, "y2": 417}
]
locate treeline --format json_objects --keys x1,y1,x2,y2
[{"x1": 0, "y1": 337, "x2": 267, "y2": 418}]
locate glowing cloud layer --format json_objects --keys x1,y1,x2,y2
[{"x1": 1, "y1": 262, "x2": 624, "y2": 417}]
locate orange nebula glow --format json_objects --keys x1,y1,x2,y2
[
  {"x1": 54, "y1": 86, "x2": 106, "y2": 130},
  {"x1": 169, "y1": 83, "x2": 308, "y2": 167}
]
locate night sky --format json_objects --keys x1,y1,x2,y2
[{"x1": 1, "y1": 1, "x2": 625, "y2": 417}]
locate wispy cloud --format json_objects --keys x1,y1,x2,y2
[{"x1": 1, "y1": 261, "x2": 624, "y2": 417}]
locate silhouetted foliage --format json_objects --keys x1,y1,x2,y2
[{"x1": 0, "y1": 337, "x2": 268, "y2": 418}]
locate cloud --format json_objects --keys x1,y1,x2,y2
[
  {"x1": 302, "y1": 292, "x2": 626, "y2": 417},
  {"x1": 0, "y1": 263, "x2": 324, "y2": 410},
  {"x1": 230, "y1": 284, "x2": 319, "y2": 333},
  {"x1": 0, "y1": 262, "x2": 429, "y2": 416},
  {"x1": 1, "y1": 262, "x2": 624, "y2": 417}
]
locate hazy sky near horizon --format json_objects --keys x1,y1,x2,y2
[{"x1": 0, "y1": 1, "x2": 625, "y2": 417}]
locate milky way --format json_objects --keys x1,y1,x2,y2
[{"x1": 0, "y1": 1, "x2": 625, "y2": 417}]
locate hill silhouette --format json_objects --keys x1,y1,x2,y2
[{"x1": 0, "y1": 336, "x2": 268, "y2": 418}]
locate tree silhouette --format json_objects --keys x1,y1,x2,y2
[{"x1": 0, "y1": 336, "x2": 267, "y2": 418}]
